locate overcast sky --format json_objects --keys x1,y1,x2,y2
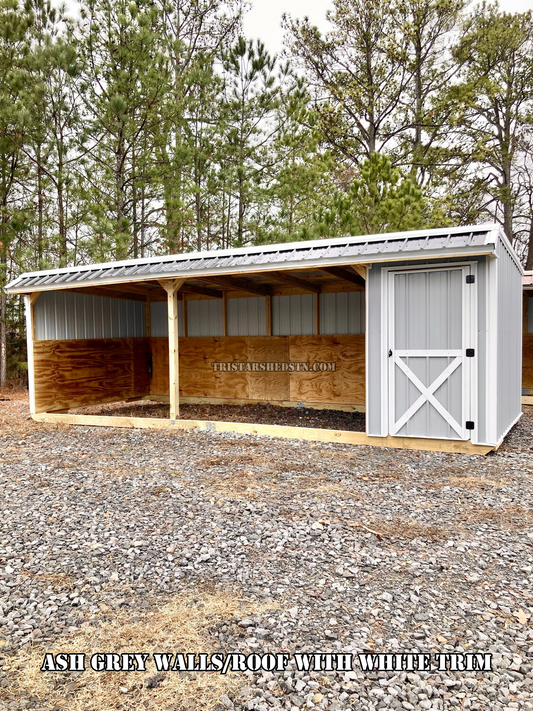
[
  {"x1": 243, "y1": 0, "x2": 533, "y2": 55},
  {"x1": 59, "y1": 0, "x2": 533, "y2": 56}
]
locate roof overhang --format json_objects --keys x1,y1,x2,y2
[{"x1": 6, "y1": 224, "x2": 507, "y2": 295}]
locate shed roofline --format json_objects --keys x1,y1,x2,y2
[
  {"x1": 7, "y1": 244, "x2": 498, "y2": 294},
  {"x1": 7, "y1": 223, "x2": 498, "y2": 283}
]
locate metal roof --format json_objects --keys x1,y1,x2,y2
[{"x1": 6, "y1": 223, "x2": 505, "y2": 294}]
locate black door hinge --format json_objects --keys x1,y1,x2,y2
[
  {"x1": 388, "y1": 349, "x2": 392, "y2": 357},
  {"x1": 466, "y1": 274, "x2": 475, "y2": 284},
  {"x1": 466, "y1": 348, "x2": 475, "y2": 357},
  {"x1": 466, "y1": 421, "x2": 475, "y2": 430}
]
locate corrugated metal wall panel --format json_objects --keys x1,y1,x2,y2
[
  {"x1": 319, "y1": 292, "x2": 365, "y2": 334},
  {"x1": 187, "y1": 299, "x2": 223, "y2": 337},
  {"x1": 150, "y1": 301, "x2": 183, "y2": 337},
  {"x1": 496, "y1": 238, "x2": 522, "y2": 441},
  {"x1": 528, "y1": 297, "x2": 533, "y2": 333},
  {"x1": 272, "y1": 294, "x2": 315, "y2": 335},
  {"x1": 34, "y1": 291, "x2": 146, "y2": 340},
  {"x1": 227, "y1": 297, "x2": 267, "y2": 336}
]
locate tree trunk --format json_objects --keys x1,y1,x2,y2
[
  {"x1": 37, "y1": 146, "x2": 43, "y2": 267},
  {"x1": 525, "y1": 218, "x2": 533, "y2": 270},
  {"x1": 0, "y1": 287, "x2": 6, "y2": 389}
]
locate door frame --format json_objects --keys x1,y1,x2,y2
[{"x1": 380, "y1": 261, "x2": 478, "y2": 441}]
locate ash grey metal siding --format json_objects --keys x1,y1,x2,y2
[
  {"x1": 227, "y1": 297, "x2": 267, "y2": 336},
  {"x1": 150, "y1": 301, "x2": 184, "y2": 337},
  {"x1": 272, "y1": 294, "x2": 315, "y2": 336},
  {"x1": 187, "y1": 298, "x2": 223, "y2": 337},
  {"x1": 366, "y1": 256, "x2": 492, "y2": 443},
  {"x1": 496, "y1": 237, "x2": 522, "y2": 441},
  {"x1": 319, "y1": 291, "x2": 365, "y2": 334},
  {"x1": 34, "y1": 290, "x2": 145, "y2": 340}
]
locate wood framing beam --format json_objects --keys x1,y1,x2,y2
[
  {"x1": 101, "y1": 281, "x2": 161, "y2": 296},
  {"x1": 270, "y1": 271, "x2": 321, "y2": 293},
  {"x1": 25, "y1": 295, "x2": 36, "y2": 414},
  {"x1": 159, "y1": 279, "x2": 185, "y2": 421},
  {"x1": 183, "y1": 294, "x2": 188, "y2": 337},
  {"x1": 181, "y1": 283, "x2": 223, "y2": 299},
  {"x1": 145, "y1": 298, "x2": 151, "y2": 338},
  {"x1": 319, "y1": 266, "x2": 365, "y2": 288},
  {"x1": 199, "y1": 275, "x2": 272, "y2": 297},
  {"x1": 222, "y1": 291, "x2": 228, "y2": 337},
  {"x1": 266, "y1": 295, "x2": 272, "y2": 336},
  {"x1": 351, "y1": 264, "x2": 367, "y2": 280},
  {"x1": 31, "y1": 412, "x2": 495, "y2": 455}
]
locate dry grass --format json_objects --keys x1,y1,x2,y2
[
  {"x1": 361, "y1": 517, "x2": 447, "y2": 542},
  {"x1": 204, "y1": 470, "x2": 354, "y2": 501},
  {"x1": 19, "y1": 571, "x2": 78, "y2": 592},
  {"x1": 458, "y1": 505, "x2": 533, "y2": 528},
  {"x1": 6, "y1": 589, "x2": 272, "y2": 711},
  {"x1": 0, "y1": 393, "x2": 69, "y2": 438},
  {"x1": 426, "y1": 474, "x2": 507, "y2": 490}
]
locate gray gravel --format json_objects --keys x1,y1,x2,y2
[{"x1": 1, "y1": 397, "x2": 532, "y2": 710}]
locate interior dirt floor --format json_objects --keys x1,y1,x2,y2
[{"x1": 72, "y1": 399, "x2": 367, "y2": 432}]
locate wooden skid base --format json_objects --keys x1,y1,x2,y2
[
  {"x1": 141, "y1": 395, "x2": 365, "y2": 413},
  {"x1": 31, "y1": 413, "x2": 494, "y2": 455},
  {"x1": 522, "y1": 396, "x2": 533, "y2": 405}
]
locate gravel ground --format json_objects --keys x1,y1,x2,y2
[
  {"x1": 74, "y1": 400, "x2": 367, "y2": 432},
  {"x1": 1, "y1": 394, "x2": 533, "y2": 711}
]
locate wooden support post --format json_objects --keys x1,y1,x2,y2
[
  {"x1": 183, "y1": 294, "x2": 188, "y2": 337},
  {"x1": 314, "y1": 292, "x2": 320, "y2": 335},
  {"x1": 266, "y1": 295, "x2": 272, "y2": 336},
  {"x1": 523, "y1": 291, "x2": 529, "y2": 334},
  {"x1": 159, "y1": 279, "x2": 185, "y2": 422},
  {"x1": 145, "y1": 297, "x2": 151, "y2": 338},
  {"x1": 25, "y1": 293, "x2": 40, "y2": 414},
  {"x1": 222, "y1": 291, "x2": 227, "y2": 337}
]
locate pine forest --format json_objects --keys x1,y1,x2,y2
[{"x1": 1, "y1": 0, "x2": 533, "y2": 383}]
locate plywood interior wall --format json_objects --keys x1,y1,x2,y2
[
  {"x1": 150, "y1": 335, "x2": 365, "y2": 405},
  {"x1": 523, "y1": 333, "x2": 533, "y2": 391},
  {"x1": 33, "y1": 334, "x2": 365, "y2": 412},
  {"x1": 33, "y1": 338, "x2": 150, "y2": 412}
]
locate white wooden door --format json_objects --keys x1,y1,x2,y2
[{"x1": 388, "y1": 266, "x2": 475, "y2": 440}]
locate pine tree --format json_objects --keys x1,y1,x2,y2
[
  {"x1": 0, "y1": 0, "x2": 33, "y2": 387},
  {"x1": 449, "y1": 4, "x2": 533, "y2": 242},
  {"x1": 306, "y1": 153, "x2": 424, "y2": 238}
]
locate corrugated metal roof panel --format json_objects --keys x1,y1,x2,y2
[{"x1": 6, "y1": 224, "x2": 505, "y2": 293}]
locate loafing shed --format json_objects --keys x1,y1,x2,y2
[{"x1": 6, "y1": 223, "x2": 523, "y2": 454}]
